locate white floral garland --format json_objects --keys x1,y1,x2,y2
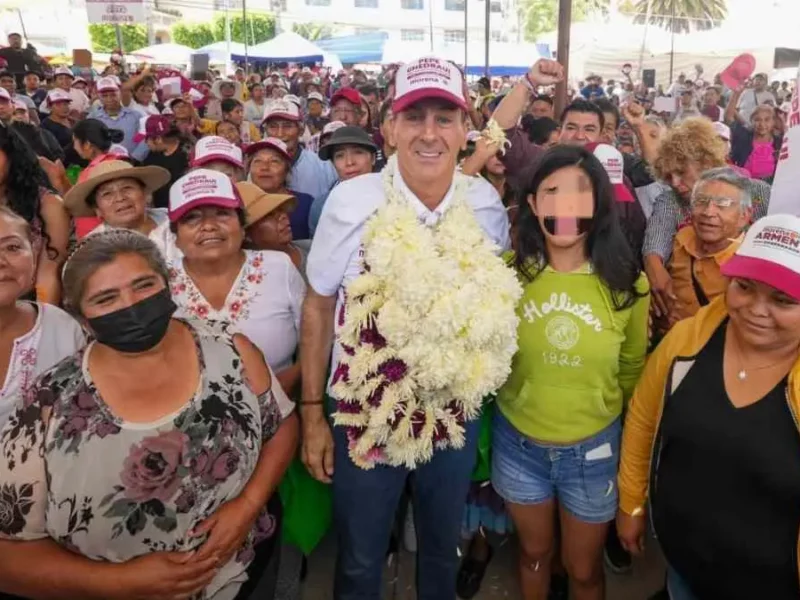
[{"x1": 331, "y1": 155, "x2": 522, "y2": 470}]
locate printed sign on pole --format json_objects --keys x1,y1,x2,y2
[
  {"x1": 768, "y1": 65, "x2": 800, "y2": 216},
  {"x1": 85, "y1": 0, "x2": 146, "y2": 25}
]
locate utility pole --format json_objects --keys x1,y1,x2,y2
[
  {"x1": 464, "y1": 0, "x2": 468, "y2": 70},
  {"x1": 554, "y1": 0, "x2": 571, "y2": 117},
  {"x1": 483, "y1": 0, "x2": 489, "y2": 75},
  {"x1": 243, "y1": 0, "x2": 249, "y2": 74},
  {"x1": 225, "y1": 0, "x2": 232, "y2": 75}
]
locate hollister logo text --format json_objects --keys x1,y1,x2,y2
[
  {"x1": 754, "y1": 226, "x2": 800, "y2": 254},
  {"x1": 521, "y1": 292, "x2": 604, "y2": 332}
]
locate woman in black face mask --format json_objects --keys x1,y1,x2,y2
[{"x1": 0, "y1": 229, "x2": 299, "y2": 600}]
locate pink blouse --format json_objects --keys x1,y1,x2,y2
[{"x1": 743, "y1": 141, "x2": 776, "y2": 180}]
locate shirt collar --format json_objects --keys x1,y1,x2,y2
[
  {"x1": 676, "y1": 226, "x2": 744, "y2": 262},
  {"x1": 393, "y1": 168, "x2": 456, "y2": 227}
]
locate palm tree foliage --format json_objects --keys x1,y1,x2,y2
[{"x1": 632, "y1": 0, "x2": 728, "y2": 33}]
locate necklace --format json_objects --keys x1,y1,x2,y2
[{"x1": 728, "y1": 324, "x2": 799, "y2": 380}]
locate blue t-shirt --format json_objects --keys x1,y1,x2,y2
[{"x1": 290, "y1": 192, "x2": 314, "y2": 241}]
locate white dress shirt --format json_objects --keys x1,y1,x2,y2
[{"x1": 306, "y1": 169, "x2": 510, "y2": 393}]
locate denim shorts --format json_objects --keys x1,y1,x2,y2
[{"x1": 491, "y1": 411, "x2": 621, "y2": 524}]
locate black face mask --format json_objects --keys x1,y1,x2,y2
[{"x1": 87, "y1": 288, "x2": 177, "y2": 353}]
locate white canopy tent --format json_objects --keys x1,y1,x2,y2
[
  {"x1": 129, "y1": 43, "x2": 194, "y2": 65},
  {"x1": 234, "y1": 32, "x2": 325, "y2": 63},
  {"x1": 193, "y1": 41, "x2": 247, "y2": 64},
  {"x1": 379, "y1": 41, "x2": 547, "y2": 75}
]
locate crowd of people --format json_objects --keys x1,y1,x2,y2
[{"x1": 0, "y1": 28, "x2": 798, "y2": 600}]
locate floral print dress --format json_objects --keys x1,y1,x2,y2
[{"x1": 0, "y1": 320, "x2": 286, "y2": 600}]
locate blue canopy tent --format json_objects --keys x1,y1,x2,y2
[
  {"x1": 313, "y1": 32, "x2": 389, "y2": 64},
  {"x1": 232, "y1": 32, "x2": 325, "y2": 63},
  {"x1": 464, "y1": 43, "x2": 552, "y2": 76}
]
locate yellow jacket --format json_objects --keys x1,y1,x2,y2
[{"x1": 618, "y1": 295, "x2": 800, "y2": 576}]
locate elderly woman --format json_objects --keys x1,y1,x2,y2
[
  {"x1": 0, "y1": 124, "x2": 70, "y2": 305},
  {"x1": 618, "y1": 213, "x2": 800, "y2": 600},
  {"x1": 0, "y1": 206, "x2": 85, "y2": 430},
  {"x1": 167, "y1": 169, "x2": 306, "y2": 397},
  {"x1": 237, "y1": 182, "x2": 308, "y2": 275},
  {"x1": 308, "y1": 126, "x2": 377, "y2": 237},
  {"x1": 245, "y1": 138, "x2": 314, "y2": 241},
  {"x1": 63, "y1": 160, "x2": 171, "y2": 239},
  {"x1": 0, "y1": 229, "x2": 298, "y2": 600},
  {"x1": 642, "y1": 118, "x2": 771, "y2": 329}
]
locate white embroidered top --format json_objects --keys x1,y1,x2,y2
[{"x1": 0, "y1": 303, "x2": 86, "y2": 430}]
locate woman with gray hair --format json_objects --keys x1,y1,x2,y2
[{"x1": 0, "y1": 229, "x2": 298, "y2": 600}]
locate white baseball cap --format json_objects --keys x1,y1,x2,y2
[
  {"x1": 46, "y1": 89, "x2": 72, "y2": 106},
  {"x1": 0, "y1": 88, "x2": 10, "y2": 102},
  {"x1": 586, "y1": 143, "x2": 636, "y2": 203},
  {"x1": 393, "y1": 56, "x2": 468, "y2": 113},
  {"x1": 12, "y1": 99, "x2": 27, "y2": 112},
  {"x1": 109, "y1": 144, "x2": 129, "y2": 157},
  {"x1": 284, "y1": 94, "x2": 302, "y2": 108},
  {"x1": 307, "y1": 91, "x2": 325, "y2": 104},
  {"x1": 322, "y1": 120, "x2": 347, "y2": 136},
  {"x1": 244, "y1": 137, "x2": 291, "y2": 161},
  {"x1": 191, "y1": 136, "x2": 244, "y2": 169},
  {"x1": 722, "y1": 214, "x2": 800, "y2": 301},
  {"x1": 712, "y1": 121, "x2": 731, "y2": 141},
  {"x1": 96, "y1": 77, "x2": 120, "y2": 93},
  {"x1": 169, "y1": 169, "x2": 243, "y2": 223},
  {"x1": 53, "y1": 66, "x2": 74, "y2": 79},
  {"x1": 263, "y1": 99, "x2": 301, "y2": 123}
]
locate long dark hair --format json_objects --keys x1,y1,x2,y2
[
  {"x1": 0, "y1": 125, "x2": 56, "y2": 259},
  {"x1": 72, "y1": 118, "x2": 124, "y2": 152},
  {"x1": 514, "y1": 144, "x2": 641, "y2": 311}
]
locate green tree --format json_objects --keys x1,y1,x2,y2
[
  {"x1": 520, "y1": 0, "x2": 610, "y2": 41},
  {"x1": 292, "y1": 22, "x2": 336, "y2": 41},
  {"x1": 212, "y1": 14, "x2": 277, "y2": 45},
  {"x1": 172, "y1": 23, "x2": 216, "y2": 48},
  {"x1": 632, "y1": 0, "x2": 727, "y2": 33},
  {"x1": 88, "y1": 24, "x2": 148, "y2": 53}
]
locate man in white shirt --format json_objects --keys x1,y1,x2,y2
[
  {"x1": 301, "y1": 56, "x2": 514, "y2": 599},
  {"x1": 39, "y1": 66, "x2": 91, "y2": 117}
]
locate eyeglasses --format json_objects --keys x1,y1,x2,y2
[{"x1": 690, "y1": 194, "x2": 740, "y2": 210}]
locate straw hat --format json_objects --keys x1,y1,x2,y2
[
  {"x1": 235, "y1": 182, "x2": 295, "y2": 227},
  {"x1": 64, "y1": 161, "x2": 171, "y2": 218}
]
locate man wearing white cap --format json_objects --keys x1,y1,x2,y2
[
  {"x1": 0, "y1": 87, "x2": 12, "y2": 124},
  {"x1": 263, "y1": 99, "x2": 337, "y2": 208},
  {"x1": 301, "y1": 57, "x2": 519, "y2": 599},
  {"x1": 89, "y1": 77, "x2": 147, "y2": 160},
  {"x1": 39, "y1": 89, "x2": 75, "y2": 150}
]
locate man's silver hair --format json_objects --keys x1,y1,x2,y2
[{"x1": 691, "y1": 167, "x2": 752, "y2": 210}]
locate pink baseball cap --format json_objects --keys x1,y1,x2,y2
[
  {"x1": 96, "y1": 76, "x2": 120, "y2": 93},
  {"x1": 586, "y1": 142, "x2": 636, "y2": 203},
  {"x1": 169, "y1": 169, "x2": 243, "y2": 223},
  {"x1": 12, "y1": 99, "x2": 27, "y2": 112},
  {"x1": 262, "y1": 99, "x2": 301, "y2": 123},
  {"x1": 133, "y1": 115, "x2": 171, "y2": 143},
  {"x1": 190, "y1": 136, "x2": 244, "y2": 169},
  {"x1": 0, "y1": 88, "x2": 10, "y2": 103},
  {"x1": 392, "y1": 56, "x2": 468, "y2": 113},
  {"x1": 244, "y1": 137, "x2": 291, "y2": 161},
  {"x1": 46, "y1": 89, "x2": 72, "y2": 106},
  {"x1": 721, "y1": 214, "x2": 800, "y2": 301},
  {"x1": 331, "y1": 87, "x2": 361, "y2": 107}
]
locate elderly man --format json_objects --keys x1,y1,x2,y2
[
  {"x1": 89, "y1": 77, "x2": 146, "y2": 160},
  {"x1": 301, "y1": 57, "x2": 561, "y2": 599},
  {"x1": 329, "y1": 87, "x2": 364, "y2": 128},
  {"x1": 262, "y1": 99, "x2": 337, "y2": 206},
  {"x1": 666, "y1": 167, "x2": 750, "y2": 329}
]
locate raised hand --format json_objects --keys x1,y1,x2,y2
[{"x1": 528, "y1": 59, "x2": 565, "y2": 87}]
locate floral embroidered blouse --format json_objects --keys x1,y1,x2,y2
[
  {"x1": 0, "y1": 320, "x2": 291, "y2": 600},
  {"x1": 170, "y1": 250, "x2": 306, "y2": 373}
]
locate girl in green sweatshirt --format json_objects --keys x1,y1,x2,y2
[{"x1": 491, "y1": 145, "x2": 649, "y2": 600}]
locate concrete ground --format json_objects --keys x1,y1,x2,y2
[{"x1": 302, "y1": 532, "x2": 666, "y2": 599}]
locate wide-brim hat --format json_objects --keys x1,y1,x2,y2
[
  {"x1": 318, "y1": 126, "x2": 378, "y2": 161},
  {"x1": 236, "y1": 182, "x2": 296, "y2": 227},
  {"x1": 64, "y1": 160, "x2": 171, "y2": 218},
  {"x1": 211, "y1": 78, "x2": 243, "y2": 100}
]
